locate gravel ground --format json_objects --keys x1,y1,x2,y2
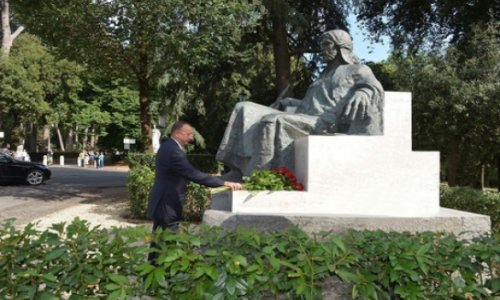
[{"x1": 29, "y1": 190, "x2": 151, "y2": 231}]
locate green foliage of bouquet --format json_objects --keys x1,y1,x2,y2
[{"x1": 244, "y1": 166, "x2": 304, "y2": 191}]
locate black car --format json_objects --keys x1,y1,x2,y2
[{"x1": 0, "y1": 153, "x2": 51, "y2": 185}]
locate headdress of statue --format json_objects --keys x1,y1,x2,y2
[{"x1": 322, "y1": 29, "x2": 360, "y2": 64}]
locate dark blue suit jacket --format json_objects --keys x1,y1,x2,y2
[{"x1": 147, "y1": 138, "x2": 224, "y2": 222}]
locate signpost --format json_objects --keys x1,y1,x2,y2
[{"x1": 123, "y1": 137, "x2": 136, "y2": 150}]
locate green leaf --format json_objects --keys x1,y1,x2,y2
[
  {"x1": 329, "y1": 235, "x2": 346, "y2": 252},
  {"x1": 44, "y1": 248, "x2": 66, "y2": 261},
  {"x1": 38, "y1": 291, "x2": 57, "y2": 300},
  {"x1": 105, "y1": 283, "x2": 120, "y2": 291},
  {"x1": 190, "y1": 236, "x2": 201, "y2": 247},
  {"x1": 226, "y1": 278, "x2": 236, "y2": 295},
  {"x1": 205, "y1": 266, "x2": 218, "y2": 281},
  {"x1": 136, "y1": 263, "x2": 155, "y2": 276},
  {"x1": 109, "y1": 274, "x2": 128, "y2": 285},
  {"x1": 143, "y1": 272, "x2": 154, "y2": 289},
  {"x1": 42, "y1": 273, "x2": 58, "y2": 283},
  {"x1": 337, "y1": 270, "x2": 359, "y2": 283},
  {"x1": 233, "y1": 255, "x2": 248, "y2": 267},
  {"x1": 106, "y1": 289, "x2": 122, "y2": 300},
  {"x1": 154, "y1": 267, "x2": 166, "y2": 283},
  {"x1": 490, "y1": 277, "x2": 500, "y2": 293},
  {"x1": 204, "y1": 249, "x2": 218, "y2": 256}
]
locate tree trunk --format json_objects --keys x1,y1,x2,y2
[
  {"x1": 138, "y1": 78, "x2": 152, "y2": 152},
  {"x1": 29, "y1": 123, "x2": 37, "y2": 152},
  {"x1": 82, "y1": 127, "x2": 88, "y2": 151},
  {"x1": 65, "y1": 128, "x2": 74, "y2": 152},
  {"x1": 90, "y1": 126, "x2": 95, "y2": 149},
  {"x1": 19, "y1": 122, "x2": 25, "y2": 148},
  {"x1": 56, "y1": 125, "x2": 65, "y2": 152},
  {"x1": 1, "y1": 0, "x2": 24, "y2": 57},
  {"x1": 497, "y1": 153, "x2": 500, "y2": 191},
  {"x1": 74, "y1": 125, "x2": 79, "y2": 148},
  {"x1": 269, "y1": 4, "x2": 292, "y2": 99},
  {"x1": 480, "y1": 165, "x2": 485, "y2": 191},
  {"x1": 42, "y1": 124, "x2": 50, "y2": 152}
]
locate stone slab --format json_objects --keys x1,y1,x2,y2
[{"x1": 203, "y1": 208, "x2": 491, "y2": 239}]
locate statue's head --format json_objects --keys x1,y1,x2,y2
[{"x1": 321, "y1": 29, "x2": 360, "y2": 64}]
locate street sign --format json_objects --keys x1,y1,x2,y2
[{"x1": 123, "y1": 138, "x2": 136, "y2": 144}]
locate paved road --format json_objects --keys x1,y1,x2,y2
[{"x1": 0, "y1": 165, "x2": 129, "y2": 226}]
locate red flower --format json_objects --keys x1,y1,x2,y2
[{"x1": 296, "y1": 183, "x2": 304, "y2": 191}]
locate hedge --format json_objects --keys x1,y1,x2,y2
[
  {"x1": 0, "y1": 219, "x2": 498, "y2": 299},
  {"x1": 440, "y1": 184, "x2": 500, "y2": 236}
]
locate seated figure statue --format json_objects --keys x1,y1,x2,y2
[{"x1": 216, "y1": 29, "x2": 384, "y2": 179}]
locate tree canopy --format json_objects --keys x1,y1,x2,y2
[
  {"x1": 354, "y1": 0, "x2": 499, "y2": 53},
  {"x1": 12, "y1": 0, "x2": 259, "y2": 151}
]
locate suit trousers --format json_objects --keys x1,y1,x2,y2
[{"x1": 147, "y1": 202, "x2": 181, "y2": 264}]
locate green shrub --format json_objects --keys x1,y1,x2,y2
[
  {"x1": 440, "y1": 184, "x2": 500, "y2": 236},
  {"x1": 183, "y1": 183, "x2": 211, "y2": 222},
  {"x1": 126, "y1": 166, "x2": 211, "y2": 221},
  {"x1": 1, "y1": 220, "x2": 498, "y2": 299},
  {"x1": 126, "y1": 152, "x2": 156, "y2": 169},
  {"x1": 127, "y1": 166, "x2": 155, "y2": 219}
]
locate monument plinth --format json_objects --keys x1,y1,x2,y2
[{"x1": 204, "y1": 92, "x2": 491, "y2": 238}]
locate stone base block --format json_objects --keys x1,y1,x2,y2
[{"x1": 203, "y1": 208, "x2": 491, "y2": 239}]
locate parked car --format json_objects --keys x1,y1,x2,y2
[{"x1": 0, "y1": 153, "x2": 51, "y2": 185}]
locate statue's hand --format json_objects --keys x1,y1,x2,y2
[{"x1": 343, "y1": 92, "x2": 370, "y2": 120}]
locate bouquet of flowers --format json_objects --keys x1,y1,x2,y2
[{"x1": 243, "y1": 166, "x2": 304, "y2": 191}]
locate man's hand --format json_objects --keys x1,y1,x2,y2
[
  {"x1": 343, "y1": 92, "x2": 370, "y2": 120},
  {"x1": 224, "y1": 181, "x2": 243, "y2": 191}
]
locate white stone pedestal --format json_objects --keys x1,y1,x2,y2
[{"x1": 204, "y1": 92, "x2": 490, "y2": 236}]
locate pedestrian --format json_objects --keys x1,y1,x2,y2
[
  {"x1": 2, "y1": 143, "x2": 11, "y2": 156},
  {"x1": 98, "y1": 152, "x2": 105, "y2": 169},
  {"x1": 78, "y1": 151, "x2": 85, "y2": 167},
  {"x1": 89, "y1": 150, "x2": 95, "y2": 167},
  {"x1": 146, "y1": 120, "x2": 242, "y2": 263},
  {"x1": 22, "y1": 149, "x2": 31, "y2": 162}
]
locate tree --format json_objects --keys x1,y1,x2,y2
[
  {"x1": 258, "y1": 0, "x2": 351, "y2": 98},
  {"x1": 1, "y1": 0, "x2": 23, "y2": 56},
  {"x1": 83, "y1": 78, "x2": 141, "y2": 151},
  {"x1": 390, "y1": 21, "x2": 499, "y2": 187},
  {"x1": 12, "y1": 0, "x2": 258, "y2": 151},
  {"x1": 353, "y1": 0, "x2": 499, "y2": 54}
]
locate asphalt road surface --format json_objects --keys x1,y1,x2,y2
[{"x1": 0, "y1": 165, "x2": 129, "y2": 226}]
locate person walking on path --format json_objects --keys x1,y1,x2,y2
[{"x1": 146, "y1": 120, "x2": 242, "y2": 263}]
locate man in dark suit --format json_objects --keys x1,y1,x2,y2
[{"x1": 147, "y1": 120, "x2": 241, "y2": 262}]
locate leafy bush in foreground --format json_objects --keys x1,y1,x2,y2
[{"x1": 0, "y1": 219, "x2": 498, "y2": 299}]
